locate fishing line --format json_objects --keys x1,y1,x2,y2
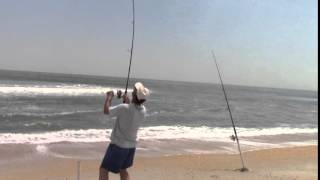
[{"x1": 211, "y1": 50, "x2": 248, "y2": 172}]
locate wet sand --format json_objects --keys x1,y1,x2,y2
[{"x1": 0, "y1": 145, "x2": 317, "y2": 180}]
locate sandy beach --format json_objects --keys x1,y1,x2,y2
[{"x1": 0, "y1": 145, "x2": 317, "y2": 180}]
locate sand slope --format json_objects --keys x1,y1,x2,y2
[{"x1": 0, "y1": 146, "x2": 317, "y2": 180}]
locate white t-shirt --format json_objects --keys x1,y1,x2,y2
[{"x1": 109, "y1": 103, "x2": 146, "y2": 148}]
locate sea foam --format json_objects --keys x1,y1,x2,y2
[
  {"x1": 0, "y1": 84, "x2": 132, "y2": 96},
  {"x1": 0, "y1": 126, "x2": 316, "y2": 144}
]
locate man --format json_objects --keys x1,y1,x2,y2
[{"x1": 100, "y1": 82, "x2": 150, "y2": 180}]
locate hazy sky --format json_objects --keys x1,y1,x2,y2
[{"x1": 0, "y1": 0, "x2": 317, "y2": 90}]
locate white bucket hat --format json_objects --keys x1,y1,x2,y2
[{"x1": 134, "y1": 82, "x2": 150, "y2": 100}]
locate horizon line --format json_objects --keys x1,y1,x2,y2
[{"x1": 0, "y1": 68, "x2": 317, "y2": 92}]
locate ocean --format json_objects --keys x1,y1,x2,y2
[{"x1": 0, "y1": 69, "x2": 317, "y2": 156}]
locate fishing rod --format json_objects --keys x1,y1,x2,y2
[
  {"x1": 211, "y1": 50, "x2": 248, "y2": 172},
  {"x1": 116, "y1": 0, "x2": 135, "y2": 100},
  {"x1": 124, "y1": 0, "x2": 135, "y2": 94}
]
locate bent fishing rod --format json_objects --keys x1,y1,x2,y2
[
  {"x1": 116, "y1": 0, "x2": 135, "y2": 100},
  {"x1": 211, "y1": 50, "x2": 248, "y2": 172},
  {"x1": 124, "y1": 0, "x2": 135, "y2": 94}
]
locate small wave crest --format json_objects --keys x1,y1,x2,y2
[
  {"x1": 3, "y1": 109, "x2": 101, "y2": 118},
  {"x1": 36, "y1": 145, "x2": 48, "y2": 154},
  {"x1": 0, "y1": 126, "x2": 317, "y2": 144},
  {"x1": 0, "y1": 84, "x2": 133, "y2": 96}
]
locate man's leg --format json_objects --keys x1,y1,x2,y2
[
  {"x1": 99, "y1": 167, "x2": 109, "y2": 180},
  {"x1": 120, "y1": 169, "x2": 130, "y2": 180}
]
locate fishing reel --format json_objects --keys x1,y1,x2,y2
[
  {"x1": 106, "y1": 89, "x2": 124, "y2": 99},
  {"x1": 116, "y1": 90, "x2": 123, "y2": 99},
  {"x1": 116, "y1": 89, "x2": 130, "y2": 103},
  {"x1": 230, "y1": 135, "x2": 236, "y2": 141}
]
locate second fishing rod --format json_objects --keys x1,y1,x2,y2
[{"x1": 211, "y1": 50, "x2": 248, "y2": 172}]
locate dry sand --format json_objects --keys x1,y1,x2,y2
[{"x1": 0, "y1": 145, "x2": 317, "y2": 180}]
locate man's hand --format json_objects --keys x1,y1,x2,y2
[
  {"x1": 106, "y1": 91, "x2": 114, "y2": 101},
  {"x1": 104, "y1": 91, "x2": 114, "y2": 114}
]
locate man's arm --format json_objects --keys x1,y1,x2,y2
[{"x1": 104, "y1": 91, "x2": 114, "y2": 114}]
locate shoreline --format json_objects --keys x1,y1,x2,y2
[
  {"x1": 0, "y1": 135, "x2": 317, "y2": 160},
  {"x1": 0, "y1": 145, "x2": 317, "y2": 180}
]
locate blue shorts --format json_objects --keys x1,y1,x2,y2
[{"x1": 100, "y1": 144, "x2": 136, "y2": 173}]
